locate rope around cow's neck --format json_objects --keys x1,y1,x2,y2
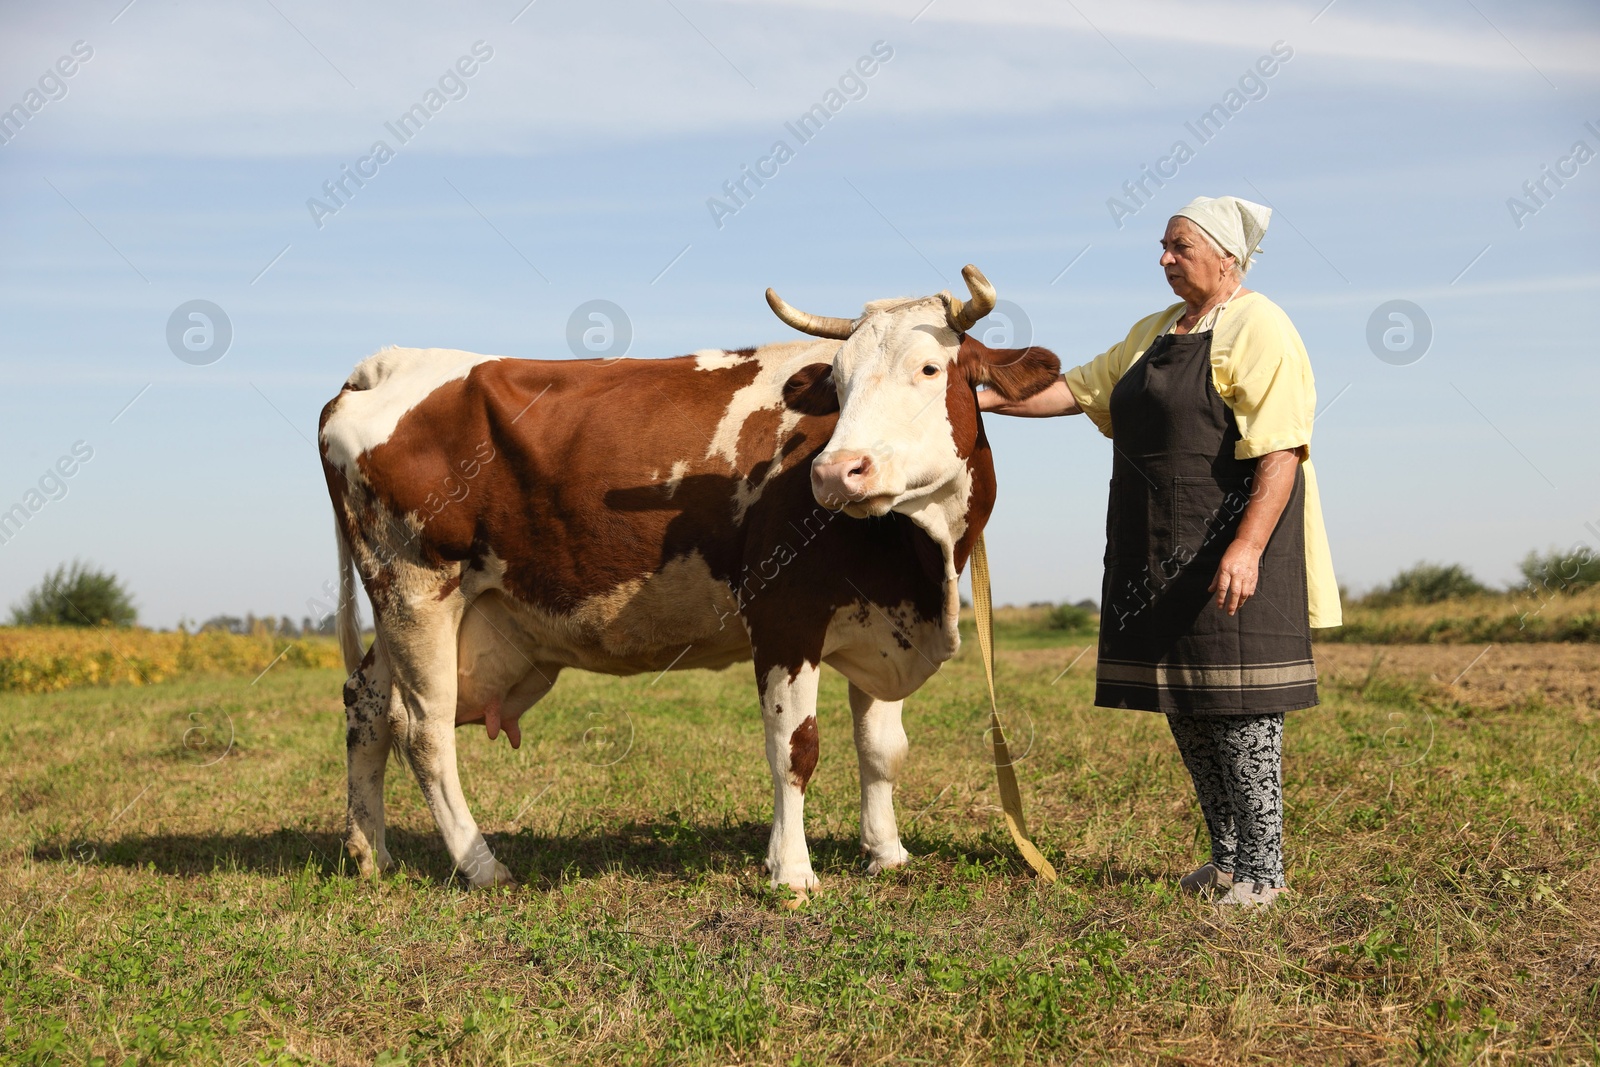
[{"x1": 969, "y1": 533, "x2": 1058, "y2": 884}]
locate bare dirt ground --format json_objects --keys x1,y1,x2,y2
[{"x1": 1315, "y1": 642, "x2": 1600, "y2": 713}]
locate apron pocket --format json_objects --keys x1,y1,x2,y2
[{"x1": 1174, "y1": 476, "x2": 1251, "y2": 561}]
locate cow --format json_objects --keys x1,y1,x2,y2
[{"x1": 319, "y1": 266, "x2": 1060, "y2": 896}]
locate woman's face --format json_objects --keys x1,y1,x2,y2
[{"x1": 1159, "y1": 218, "x2": 1233, "y2": 304}]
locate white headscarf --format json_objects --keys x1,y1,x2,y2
[{"x1": 1172, "y1": 195, "x2": 1272, "y2": 273}]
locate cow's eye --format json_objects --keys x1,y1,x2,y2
[{"x1": 921, "y1": 363, "x2": 940, "y2": 377}]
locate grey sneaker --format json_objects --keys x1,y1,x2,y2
[
  {"x1": 1179, "y1": 862, "x2": 1234, "y2": 895},
  {"x1": 1219, "y1": 880, "x2": 1289, "y2": 907}
]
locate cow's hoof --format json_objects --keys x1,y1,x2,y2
[
  {"x1": 772, "y1": 873, "x2": 817, "y2": 909},
  {"x1": 864, "y1": 842, "x2": 911, "y2": 875},
  {"x1": 471, "y1": 860, "x2": 515, "y2": 889},
  {"x1": 767, "y1": 864, "x2": 819, "y2": 896},
  {"x1": 347, "y1": 839, "x2": 394, "y2": 879}
]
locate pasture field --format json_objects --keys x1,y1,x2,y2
[{"x1": 2, "y1": 632, "x2": 1598, "y2": 1065}]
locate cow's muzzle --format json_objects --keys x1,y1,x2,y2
[{"x1": 811, "y1": 452, "x2": 892, "y2": 515}]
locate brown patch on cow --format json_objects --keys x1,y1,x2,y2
[
  {"x1": 733, "y1": 402, "x2": 791, "y2": 483},
  {"x1": 782, "y1": 363, "x2": 839, "y2": 415},
  {"x1": 788, "y1": 715, "x2": 819, "y2": 791},
  {"x1": 945, "y1": 356, "x2": 982, "y2": 462},
  {"x1": 359, "y1": 354, "x2": 764, "y2": 610},
  {"x1": 941, "y1": 353, "x2": 994, "y2": 576},
  {"x1": 436, "y1": 573, "x2": 462, "y2": 601}
]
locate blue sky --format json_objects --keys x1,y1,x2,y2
[{"x1": 1, "y1": 0, "x2": 1596, "y2": 627}]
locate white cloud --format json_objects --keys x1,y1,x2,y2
[
  {"x1": 739, "y1": 0, "x2": 1597, "y2": 78},
  {"x1": 1, "y1": 0, "x2": 1591, "y2": 158}
]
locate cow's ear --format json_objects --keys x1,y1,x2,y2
[
  {"x1": 782, "y1": 362, "x2": 839, "y2": 415},
  {"x1": 958, "y1": 336, "x2": 1061, "y2": 401}
]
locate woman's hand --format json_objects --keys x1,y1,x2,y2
[
  {"x1": 978, "y1": 376, "x2": 1082, "y2": 417},
  {"x1": 1209, "y1": 538, "x2": 1263, "y2": 615},
  {"x1": 1208, "y1": 449, "x2": 1299, "y2": 615}
]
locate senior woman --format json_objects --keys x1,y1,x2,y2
[{"x1": 982, "y1": 195, "x2": 1339, "y2": 907}]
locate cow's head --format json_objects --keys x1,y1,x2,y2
[{"x1": 766, "y1": 266, "x2": 1059, "y2": 553}]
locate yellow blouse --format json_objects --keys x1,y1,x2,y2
[{"x1": 1063, "y1": 291, "x2": 1341, "y2": 629}]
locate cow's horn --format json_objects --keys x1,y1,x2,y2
[
  {"x1": 942, "y1": 264, "x2": 997, "y2": 333},
  {"x1": 765, "y1": 288, "x2": 856, "y2": 340}
]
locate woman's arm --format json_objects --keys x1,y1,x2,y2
[
  {"x1": 1209, "y1": 449, "x2": 1298, "y2": 615},
  {"x1": 978, "y1": 376, "x2": 1082, "y2": 417}
]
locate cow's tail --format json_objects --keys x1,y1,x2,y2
[{"x1": 335, "y1": 519, "x2": 366, "y2": 675}]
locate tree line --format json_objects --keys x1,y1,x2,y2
[
  {"x1": 1353, "y1": 548, "x2": 1600, "y2": 607},
  {"x1": 9, "y1": 549, "x2": 1600, "y2": 631}
]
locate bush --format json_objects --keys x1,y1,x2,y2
[
  {"x1": 10, "y1": 561, "x2": 136, "y2": 627},
  {"x1": 1362, "y1": 562, "x2": 1487, "y2": 608},
  {"x1": 1046, "y1": 602, "x2": 1095, "y2": 631},
  {"x1": 1518, "y1": 546, "x2": 1600, "y2": 595}
]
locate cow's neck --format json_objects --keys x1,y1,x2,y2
[
  {"x1": 899, "y1": 470, "x2": 972, "y2": 582},
  {"x1": 897, "y1": 461, "x2": 983, "y2": 657}
]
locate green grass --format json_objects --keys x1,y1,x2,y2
[{"x1": 2, "y1": 639, "x2": 1597, "y2": 1064}]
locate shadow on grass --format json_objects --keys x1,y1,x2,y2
[
  {"x1": 894, "y1": 829, "x2": 1164, "y2": 887},
  {"x1": 31, "y1": 820, "x2": 1027, "y2": 889}
]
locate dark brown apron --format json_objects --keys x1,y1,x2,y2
[{"x1": 1095, "y1": 325, "x2": 1317, "y2": 715}]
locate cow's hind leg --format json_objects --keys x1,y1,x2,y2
[
  {"x1": 759, "y1": 662, "x2": 822, "y2": 897},
  {"x1": 848, "y1": 682, "x2": 911, "y2": 874},
  {"x1": 344, "y1": 642, "x2": 394, "y2": 877},
  {"x1": 386, "y1": 596, "x2": 512, "y2": 889}
]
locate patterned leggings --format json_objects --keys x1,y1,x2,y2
[{"x1": 1166, "y1": 713, "x2": 1285, "y2": 886}]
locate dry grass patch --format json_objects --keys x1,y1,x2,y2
[{"x1": 1326, "y1": 586, "x2": 1600, "y2": 644}]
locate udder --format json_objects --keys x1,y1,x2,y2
[{"x1": 454, "y1": 590, "x2": 559, "y2": 748}]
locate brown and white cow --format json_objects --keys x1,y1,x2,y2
[{"x1": 319, "y1": 266, "x2": 1059, "y2": 895}]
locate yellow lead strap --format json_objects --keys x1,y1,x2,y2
[{"x1": 969, "y1": 533, "x2": 1057, "y2": 884}]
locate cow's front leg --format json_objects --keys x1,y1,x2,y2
[
  {"x1": 343, "y1": 643, "x2": 394, "y2": 878},
  {"x1": 759, "y1": 662, "x2": 822, "y2": 896},
  {"x1": 848, "y1": 682, "x2": 910, "y2": 874}
]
